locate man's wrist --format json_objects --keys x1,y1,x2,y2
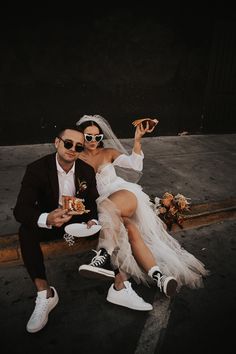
[{"x1": 38, "y1": 213, "x2": 52, "y2": 229}]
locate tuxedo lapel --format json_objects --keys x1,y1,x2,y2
[
  {"x1": 47, "y1": 154, "x2": 59, "y2": 207},
  {"x1": 74, "y1": 160, "x2": 81, "y2": 195}
]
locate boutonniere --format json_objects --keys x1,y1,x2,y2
[{"x1": 76, "y1": 178, "x2": 87, "y2": 196}]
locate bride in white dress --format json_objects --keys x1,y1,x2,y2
[{"x1": 76, "y1": 115, "x2": 209, "y2": 310}]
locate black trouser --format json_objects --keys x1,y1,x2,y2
[{"x1": 18, "y1": 224, "x2": 65, "y2": 281}]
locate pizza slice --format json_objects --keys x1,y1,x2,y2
[
  {"x1": 132, "y1": 118, "x2": 159, "y2": 129},
  {"x1": 62, "y1": 195, "x2": 90, "y2": 215}
]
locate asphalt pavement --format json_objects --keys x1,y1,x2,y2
[{"x1": 0, "y1": 133, "x2": 236, "y2": 354}]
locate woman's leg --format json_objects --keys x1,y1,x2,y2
[
  {"x1": 108, "y1": 190, "x2": 156, "y2": 271},
  {"x1": 108, "y1": 189, "x2": 137, "y2": 218},
  {"x1": 107, "y1": 190, "x2": 138, "y2": 289},
  {"x1": 122, "y1": 217, "x2": 156, "y2": 272},
  {"x1": 113, "y1": 270, "x2": 128, "y2": 290},
  {"x1": 108, "y1": 191, "x2": 177, "y2": 297}
]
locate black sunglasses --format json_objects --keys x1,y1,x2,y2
[
  {"x1": 57, "y1": 136, "x2": 84, "y2": 153},
  {"x1": 84, "y1": 133, "x2": 104, "y2": 143}
]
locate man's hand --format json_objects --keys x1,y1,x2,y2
[{"x1": 46, "y1": 208, "x2": 72, "y2": 228}]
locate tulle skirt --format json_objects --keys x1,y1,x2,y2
[{"x1": 96, "y1": 181, "x2": 210, "y2": 290}]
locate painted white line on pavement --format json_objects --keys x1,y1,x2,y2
[{"x1": 135, "y1": 296, "x2": 171, "y2": 354}]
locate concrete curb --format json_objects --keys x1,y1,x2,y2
[
  {"x1": 1, "y1": 199, "x2": 236, "y2": 266},
  {"x1": 0, "y1": 234, "x2": 98, "y2": 265}
]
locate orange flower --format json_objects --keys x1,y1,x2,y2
[
  {"x1": 169, "y1": 205, "x2": 178, "y2": 215},
  {"x1": 175, "y1": 194, "x2": 191, "y2": 211},
  {"x1": 158, "y1": 206, "x2": 167, "y2": 214},
  {"x1": 161, "y1": 192, "x2": 174, "y2": 207}
]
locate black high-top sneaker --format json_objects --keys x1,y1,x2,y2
[
  {"x1": 79, "y1": 248, "x2": 115, "y2": 280},
  {"x1": 152, "y1": 270, "x2": 178, "y2": 298}
]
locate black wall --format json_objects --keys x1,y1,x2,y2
[{"x1": 0, "y1": 7, "x2": 236, "y2": 145}]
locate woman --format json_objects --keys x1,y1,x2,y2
[{"x1": 77, "y1": 115, "x2": 209, "y2": 311}]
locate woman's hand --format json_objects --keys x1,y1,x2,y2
[
  {"x1": 86, "y1": 220, "x2": 97, "y2": 229},
  {"x1": 134, "y1": 121, "x2": 156, "y2": 141},
  {"x1": 133, "y1": 121, "x2": 157, "y2": 155}
]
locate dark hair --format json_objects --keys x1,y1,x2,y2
[
  {"x1": 77, "y1": 120, "x2": 104, "y2": 148},
  {"x1": 57, "y1": 125, "x2": 83, "y2": 138}
]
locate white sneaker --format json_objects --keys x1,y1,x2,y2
[
  {"x1": 106, "y1": 281, "x2": 153, "y2": 311},
  {"x1": 26, "y1": 286, "x2": 59, "y2": 333}
]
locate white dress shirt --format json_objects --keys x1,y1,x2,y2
[
  {"x1": 56, "y1": 157, "x2": 76, "y2": 207},
  {"x1": 38, "y1": 154, "x2": 97, "y2": 228}
]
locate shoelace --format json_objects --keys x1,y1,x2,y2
[
  {"x1": 90, "y1": 249, "x2": 107, "y2": 266},
  {"x1": 31, "y1": 297, "x2": 49, "y2": 319},
  {"x1": 125, "y1": 283, "x2": 144, "y2": 302},
  {"x1": 152, "y1": 272, "x2": 164, "y2": 292},
  {"x1": 159, "y1": 275, "x2": 169, "y2": 292}
]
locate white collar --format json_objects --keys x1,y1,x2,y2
[{"x1": 56, "y1": 154, "x2": 75, "y2": 174}]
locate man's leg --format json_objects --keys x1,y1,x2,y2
[
  {"x1": 19, "y1": 224, "x2": 48, "y2": 282},
  {"x1": 18, "y1": 225, "x2": 59, "y2": 333}
]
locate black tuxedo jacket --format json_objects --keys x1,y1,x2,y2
[{"x1": 14, "y1": 153, "x2": 99, "y2": 228}]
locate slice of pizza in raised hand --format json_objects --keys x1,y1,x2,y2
[{"x1": 132, "y1": 118, "x2": 159, "y2": 130}]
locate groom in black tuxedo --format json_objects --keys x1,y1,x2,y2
[{"x1": 13, "y1": 126, "x2": 99, "y2": 333}]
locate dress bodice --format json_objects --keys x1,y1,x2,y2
[
  {"x1": 96, "y1": 163, "x2": 119, "y2": 196},
  {"x1": 95, "y1": 162, "x2": 143, "y2": 199},
  {"x1": 96, "y1": 162, "x2": 115, "y2": 176}
]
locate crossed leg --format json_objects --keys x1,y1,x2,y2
[{"x1": 107, "y1": 190, "x2": 157, "y2": 289}]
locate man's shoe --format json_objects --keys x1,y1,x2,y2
[
  {"x1": 79, "y1": 248, "x2": 115, "y2": 280},
  {"x1": 152, "y1": 271, "x2": 178, "y2": 298},
  {"x1": 26, "y1": 287, "x2": 59, "y2": 333},
  {"x1": 106, "y1": 281, "x2": 153, "y2": 311}
]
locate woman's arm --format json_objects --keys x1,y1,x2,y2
[
  {"x1": 133, "y1": 121, "x2": 156, "y2": 155},
  {"x1": 109, "y1": 121, "x2": 156, "y2": 171}
]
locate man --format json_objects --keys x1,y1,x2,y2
[{"x1": 13, "y1": 126, "x2": 99, "y2": 333}]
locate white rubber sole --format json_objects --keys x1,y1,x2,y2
[
  {"x1": 79, "y1": 264, "x2": 115, "y2": 280},
  {"x1": 106, "y1": 289, "x2": 153, "y2": 311},
  {"x1": 106, "y1": 296, "x2": 153, "y2": 311}
]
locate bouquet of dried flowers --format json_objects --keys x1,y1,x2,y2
[{"x1": 151, "y1": 192, "x2": 191, "y2": 231}]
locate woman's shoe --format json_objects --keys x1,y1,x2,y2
[
  {"x1": 152, "y1": 271, "x2": 178, "y2": 298},
  {"x1": 79, "y1": 248, "x2": 115, "y2": 280},
  {"x1": 106, "y1": 281, "x2": 153, "y2": 311}
]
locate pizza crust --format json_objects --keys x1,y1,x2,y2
[{"x1": 132, "y1": 118, "x2": 159, "y2": 129}]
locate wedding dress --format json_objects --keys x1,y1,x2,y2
[{"x1": 96, "y1": 154, "x2": 209, "y2": 290}]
